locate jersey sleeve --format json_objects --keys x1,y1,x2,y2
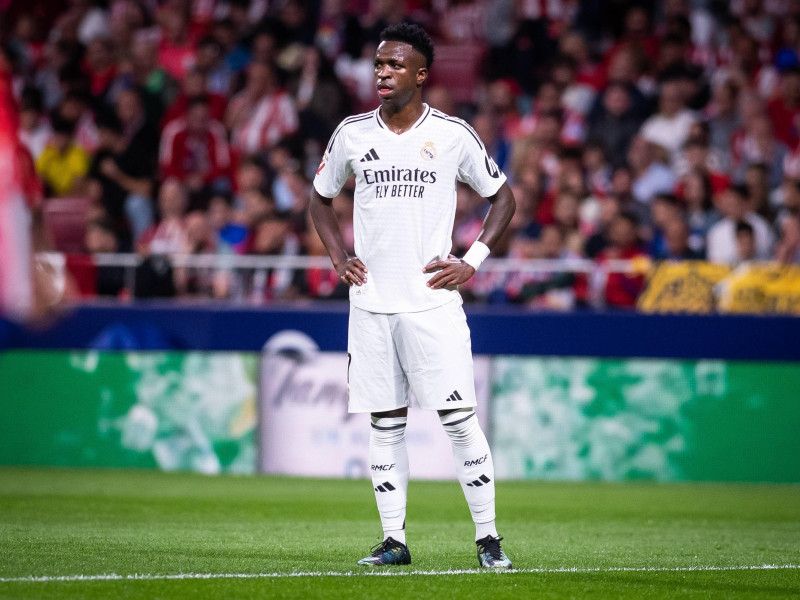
[
  {"x1": 313, "y1": 123, "x2": 353, "y2": 199},
  {"x1": 455, "y1": 120, "x2": 506, "y2": 198}
]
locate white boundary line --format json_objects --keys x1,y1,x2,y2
[{"x1": 1, "y1": 564, "x2": 798, "y2": 583}]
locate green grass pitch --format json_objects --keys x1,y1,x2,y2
[{"x1": 1, "y1": 467, "x2": 798, "y2": 599}]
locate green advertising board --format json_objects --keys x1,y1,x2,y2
[
  {"x1": 0, "y1": 351, "x2": 257, "y2": 474},
  {"x1": 1, "y1": 351, "x2": 799, "y2": 482},
  {"x1": 490, "y1": 357, "x2": 800, "y2": 483}
]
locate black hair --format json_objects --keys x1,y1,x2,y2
[
  {"x1": 95, "y1": 110, "x2": 123, "y2": 134},
  {"x1": 735, "y1": 220, "x2": 754, "y2": 236},
  {"x1": 19, "y1": 87, "x2": 43, "y2": 113},
  {"x1": 50, "y1": 115, "x2": 75, "y2": 135},
  {"x1": 187, "y1": 95, "x2": 211, "y2": 109},
  {"x1": 654, "y1": 193, "x2": 679, "y2": 207},
  {"x1": 380, "y1": 23, "x2": 435, "y2": 69},
  {"x1": 730, "y1": 183, "x2": 750, "y2": 200}
]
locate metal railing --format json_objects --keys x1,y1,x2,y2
[{"x1": 36, "y1": 252, "x2": 642, "y2": 303}]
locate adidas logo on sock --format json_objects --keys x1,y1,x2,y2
[
  {"x1": 359, "y1": 148, "x2": 380, "y2": 162},
  {"x1": 446, "y1": 390, "x2": 463, "y2": 402},
  {"x1": 375, "y1": 481, "x2": 396, "y2": 492},
  {"x1": 466, "y1": 474, "x2": 491, "y2": 487}
]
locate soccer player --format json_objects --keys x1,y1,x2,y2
[{"x1": 310, "y1": 24, "x2": 516, "y2": 569}]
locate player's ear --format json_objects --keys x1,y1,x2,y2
[{"x1": 416, "y1": 67, "x2": 428, "y2": 87}]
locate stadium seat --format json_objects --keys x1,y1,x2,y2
[
  {"x1": 42, "y1": 197, "x2": 92, "y2": 254},
  {"x1": 428, "y1": 44, "x2": 486, "y2": 104}
]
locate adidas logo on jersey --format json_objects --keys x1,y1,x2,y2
[{"x1": 360, "y1": 148, "x2": 380, "y2": 162}]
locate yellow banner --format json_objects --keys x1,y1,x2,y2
[
  {"x1": 716, "y1": 263, "x2": 800, "y2": 315},
  {"x1": 638, "y1": 261, "x2": 732, "y2": 314}
]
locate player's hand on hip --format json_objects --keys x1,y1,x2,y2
[
  {"x1": 337, "y1": 257, "x2": 368, "y2": 286},
  {"x1": 423, "y1": 255, "x2": 475, "y2": 289}
]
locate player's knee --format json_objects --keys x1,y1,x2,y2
[
  {"x1": 439, "y1": 408, "x2": 480, "y2": 448},
  {"x1": 372, "y1": 407, "x2": 408, "y2": 418},
  {"x1": 370, "y1": 413, "x2": 407, "y2": 446}
]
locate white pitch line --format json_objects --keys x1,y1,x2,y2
[{"x1": 1, "y1": 564, "x2": 799, "y2": 583}]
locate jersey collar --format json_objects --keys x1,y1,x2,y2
[{"x1": 374, "y1": 104, "x2": 431, "y2": 137}]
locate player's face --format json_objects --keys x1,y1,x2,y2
[{"x1": 374, "y1": 41, "x2": 428, "y2": 108}]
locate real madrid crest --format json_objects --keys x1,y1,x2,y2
[{"x1": 420, "y1": 141, "x2": 437, "y2": 161}]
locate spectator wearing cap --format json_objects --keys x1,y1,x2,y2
[
  {"x1": 159, "y1": 95, "x2": 232, "y2": 194},
  {"x1": 707, "y1": 184, "x2": 774, "y2": 263},
  {"x1": 35, "y1": 115, "x2": 89, "y2": 197}
]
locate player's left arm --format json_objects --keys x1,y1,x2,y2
[{"x1": 424, "y1": 181, "x2": 516, "y2": 289}]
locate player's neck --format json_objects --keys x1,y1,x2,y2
[{"x1": 379, "y1": 100, "x2": 425, "y2": 135}]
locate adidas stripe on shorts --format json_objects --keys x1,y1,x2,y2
[{"x1": 347, "y1": 296, "x2": 477, "y2": 413}]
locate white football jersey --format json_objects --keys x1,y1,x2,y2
[{"x1": 313, "y1": 104, "x2": 507, "y2": 313}]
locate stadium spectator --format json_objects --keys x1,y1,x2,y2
[
  {"x1": 706, "y1": 78, "x2": 741, "y2": 171},
  {"x1": 289, "y1": 45, "x2": 352, "y2": 143},
  {"x1": 514, "y1": 225, "x2": 578, "y2": 310},
  {"x1": 774, "y1": 213, "x2": 800, "y2": 263},
  {"x1": 138, "y1": 178, "x2": 189, "y2": 255},
  {"x1": 85, "y1": 111, "x2": 154, "y2": 244},
  {"x1": 595, "y1": 212, "x2": 646, "y2": 309},
  {"x1": 156, "y1": 5, "x2": 197, "y2": 83},
  {"x1": 766, "y1": 66, "x2": 800, "y2": 148},
  {"x1": 706, "y1": 185, "x2": 774, "y2": 263},
  {"x1": 640, "y1": 78, "x2": 697, "y2": 159},
  {"x1": 586, "y1": 81, "x2": 642, "y2": 167},
  {"x1": 733, "y1": 112, "x2": 788, "y2": 188},
  {"x1": 680, "y1": 168, "x2": 719, "y2": 255},
  {"x1": 662, "y1": 218, "x2": 704, "y2": 260},
  {"x1": 114, "y1": 88, "x2": 159, "y2": 173},
  {"x1": 628, "y1": 136, "x2": 677, "y2": 205},
  {"x1": 18, "y1": 87, "x2": 51, "y2": 160},
  {"x1": 35, "y1": 115, "x2": 89, "y2": 197},
  {"x1": 648, "y1": 194, "x2": 684, "y2": 258},
  {"x1": 226, "y1": 61, "x2": 299, "y2": 156},
  {"x1": 84, "y1": 216, "x2": 125, "y2": 297},
  {"x1": 159, "y1": 95, "x2": 232, "y2": 194},
  {"x1": 584, "y1": 195, "x2": 622, "y2": 258},
  {"x1": 162, "y1": 67, "x2": 228, "y2": 127}
]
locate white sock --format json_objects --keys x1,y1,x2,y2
[
  {"x1": 370, "y1": 415, "x2": 409, "y2": 546},
  {"x1": 440, "y1": 409, "x2": 498, "y2": 542}
]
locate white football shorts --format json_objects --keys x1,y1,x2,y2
[{"x1": 347, "y1": 296, "x2": 477, "y2": 413}]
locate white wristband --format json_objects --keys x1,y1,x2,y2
[{"x1": 462, "y1": 241, "x2": 491, "y2": 271}]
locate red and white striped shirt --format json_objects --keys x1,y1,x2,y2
[{"x1": 230, "y1": 91, "x2": 299, "y2": 155}]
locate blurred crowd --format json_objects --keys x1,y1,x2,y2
[{"x1": 4, "y1": 0, "x2": 800, "y2": 308}]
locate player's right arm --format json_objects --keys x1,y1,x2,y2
[
  {"x1": 310, "y1": 123, "x2": 366, "y2": 286},
  {"x1": 309, "y1": 189, "x2": 367, "y2": 286}
]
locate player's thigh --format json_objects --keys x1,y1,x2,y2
[
  {"x1": 393, "y1": 299, "x2": 476, "y2": 411},
  {"x1": 347, "y1": 305, "x2": 409, "y2": 413}
]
